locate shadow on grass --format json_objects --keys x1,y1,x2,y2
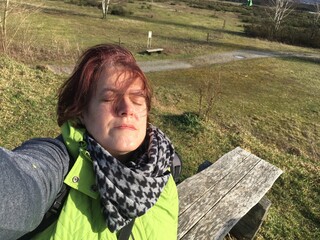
[
  {"x1": 22, "y1": 2, "x2": 99, "y2": 19},
  {"x1": 290, "y1": 170, "x2": 320, "y2": 228},
  {"x1": 216, "y1": 28, "x2": 247, "y2": 37},
  {"x1": 160, "y1": 112, "x2": 204, "y2": 135},
  {"x1": 41, "y1": 7, "x2": 97, "y2": 18},
  {"x1": 127, "y1": 15, "x2": 218, "y2": 33},
  {"x1": 278, "y1": 54, "x2": 320, "y2": 65},
  {"x1": 154, "y1": 32, "x2": 320, "y2": 65},
  {"x1": 27, "y1": 2, "x2": 320, "y2": 66}
]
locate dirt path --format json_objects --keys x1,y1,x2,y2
[{"x1": 47, "y1": 50, "x2": 320, "y2": 75}]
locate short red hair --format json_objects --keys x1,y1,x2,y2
[{"x1": 57, "y1": 44, "x2": 152, "y2": 126}]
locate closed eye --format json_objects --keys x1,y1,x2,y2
[
  {"x1": 130, "y1": 93, "x2": 146, "y2": 106},
  {"x1": 101, "y1": 91, "x2": 116, "y2": 102},
  {"x1": 102, "y1": 97, "x2": 115, "y2": 102}
]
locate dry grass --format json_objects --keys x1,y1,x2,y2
[{"x1": 0, "y1": 0, "x2": 319, "y2": 239}]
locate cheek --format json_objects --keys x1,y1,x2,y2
[
  {"x1": 135, "y1": 106, "x2": 148, "y2": 120},
  {"x1": 138, "y1": 112, "x2": 148, "y2": 127},
  {"x1": 139, "y1": 117, "x2": 148, "y2": 140},
  {"x1": 83, "y1": 105, "x2": 110, "y2": 133}
]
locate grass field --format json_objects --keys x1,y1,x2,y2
[
  {"x1": 1, "y1": 0, "x2": 319, "y2": 239},
  {"x1": 6, "y1": 0, "x2": 319, "y2": 64}
]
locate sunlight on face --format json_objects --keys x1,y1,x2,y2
[{"x1": 82, "y1": 68, "x2": 148, "y2": 161}]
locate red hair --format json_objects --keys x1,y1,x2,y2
[{"x1": 57, "y1": 44, "x2": 152, "y2": 126}]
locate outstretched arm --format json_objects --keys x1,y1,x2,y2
[{"x1": 0, "y1": 138, "x2": 70, "y2": 240}]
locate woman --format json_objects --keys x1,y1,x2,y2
[{"x1": 0, "y1": 44, "x2": 179, "y2": 240}]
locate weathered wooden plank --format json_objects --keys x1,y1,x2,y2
[
  {"x1": 178, "y1": 153, "x2": 260, "y2": 239},
  {"x1": 230, "y1": 196, "x2": 271, "y2": 239},
  {"x1": 146, "y1": 48, "x2": 163, "y2": 54},
  {"x1": 178, "y1": 147, "x2": 251, "y2": 214},
  {"x1": 199, "y1": 147, "x2": 251, "y2": 178},
  {"x1": 178, "y1": 173, "x2": 216, "y2": 214},
  {"x1": 180, "y1": 155, "x2": 283, "y2": 240}
]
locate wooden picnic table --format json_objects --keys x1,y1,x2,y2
[{"x1": 177, "y1": 147, "x2": 283, "y2": 240}]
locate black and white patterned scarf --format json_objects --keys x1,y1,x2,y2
[{"x1": 85, "y1": 124, "x2": 174, "y2": 232}]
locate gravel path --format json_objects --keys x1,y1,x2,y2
[{"x1": 47, "y1": 50, "x2": 320, "y2": 75}]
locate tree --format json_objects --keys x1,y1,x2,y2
[
  {"x1": 102, "y1": 0, "x2": 111, "y2": 19},
  {"x1": 1, "y1": 0, "x2": 10, "y2": 52},
  {"x1": 0, "y1": 1, "x2": 41, "y2": 55},
  {"x1": 310, "y1": 0, "x2": 320, "y2": 39},
  {"x1": 266, "y1": 0, "x2": 294, "y2": 34}
]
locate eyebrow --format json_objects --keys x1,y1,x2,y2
[
  {"x1": 100, "y1": 88, "x2": 144, "y2": 95},
  {"x1": 99, "y1": 88, "x2": 117, "y2": 95},
  {"x1": 101, "y1": 88, "x2": 117, "y2": 92}
]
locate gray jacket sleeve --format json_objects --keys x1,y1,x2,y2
[{"x1": 0, "y1": 138, "x2": 70, "y2": 240}]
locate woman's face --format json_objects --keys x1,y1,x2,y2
[{"x1": 82, "y1": 68, "x2": 148, "y2": 161}]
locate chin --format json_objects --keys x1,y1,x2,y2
[
  {"x1": 114, "y1": 138, "x2": 143, "y2": 151},
  {"x1": 116, "y1": 146, "x2": 138, "y2": 154},
  {"x1": 108, "y1": 143, "x2": 138, "y2": 155}
]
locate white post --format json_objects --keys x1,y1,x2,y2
[{"x1": 147, "y1": 31, "x2": 152, "y2": 48}]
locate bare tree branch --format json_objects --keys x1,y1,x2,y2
[
  {"x1": 102, "y1": 0, "x2": 111, "y2": 19},
  {"x1": 267, "y1": 0, "x2": 294, "y2": 32},
  {"x1": 1, "y1": 1, "x2": 42, "y2": 53}
]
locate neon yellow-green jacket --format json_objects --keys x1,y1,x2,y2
[{"x1": 34, "y1": 122, "x2": 179, "y2": 240}]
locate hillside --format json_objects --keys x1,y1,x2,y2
[{"x1": 0, "y1": 1, "x2": 319, "y2": 239}]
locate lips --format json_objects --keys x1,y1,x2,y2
[{"x1": 115, "y1": 124, "x2": 137, "y2": 130}]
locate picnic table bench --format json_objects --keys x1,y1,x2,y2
[
  {"x1": 177, "y1": 147, "x2": 283, "y2": 240},
  {"x1": 145, "y1": 48, "x2": 164, "y2": 54}
]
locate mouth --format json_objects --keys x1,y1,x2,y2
[{"x1": 115, "y1": 124, "x2": 137, "y2": 130}]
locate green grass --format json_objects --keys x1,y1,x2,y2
[
  {"x1": 1, "y1": 0, "x2": 320, "y2": 239},
  {"x1": 147, "y1": 57, "x2": 320, "y2": 239},
  {"x1": 6, "y1": 0, "x2": 319, "y2": 64},
  {"x1": 0, "y1": 57, "x2": 63, "y2": 146}
]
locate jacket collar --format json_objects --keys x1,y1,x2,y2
[{"x1": 61, "y1": 121, "x2": 99, "y2": 199}]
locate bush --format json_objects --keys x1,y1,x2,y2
[
  {"x1": 110, "y1": 5, "x2": 133, "y2": 16},
  {"x1": 63, "y1": 0, "x2": 100, "y2": 7},
  {"x1": 161, "y1": 112, "x2": 204, "y2": 135},
  {"x1": 241, "y1": 7, "x2": 320, "y2": 49}
]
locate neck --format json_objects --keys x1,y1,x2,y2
[{"x1": 114, "y1": 152, "x2": 133, "y2": 165}]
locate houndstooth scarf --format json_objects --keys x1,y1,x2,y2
[{"x1": 85, "y1": 124, "x2": 174, "y2": 232}]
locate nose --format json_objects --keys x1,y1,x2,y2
[{"x1": 116, "y1": 95, "x2": 134, "y2": 117}]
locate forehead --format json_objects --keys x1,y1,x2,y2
[{"x1": 97, "y1": 67, "x2": 144, "y2": 90}]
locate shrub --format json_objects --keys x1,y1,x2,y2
[
  {"x1": 161, "y1": 112, "x2": 204, "y2": 135},
  {"x1": 64, "y1": 0, "x2": 100, "y2": 7},
  {"x1": 241, "y1": 6, "x2": 320, "y2": 49},
  {"x1": 110, "y1": 5, "x2": 133, "y2": 16}
]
